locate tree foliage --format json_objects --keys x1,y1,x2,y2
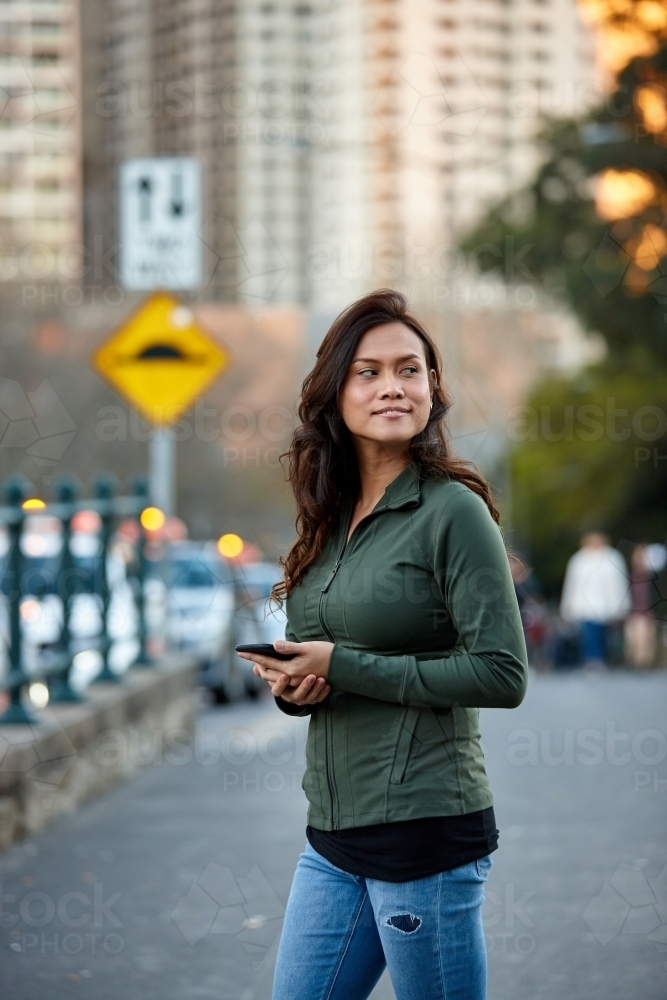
[
  {"x1": 508, "y1": 362, "x2": 667, "y2": 593},
  {"x1": 465, "y1": 46, "x2": 667, "y2": 364},
  {"x1": 462, "y1": 45, "x2": 667, "y2": 593}
]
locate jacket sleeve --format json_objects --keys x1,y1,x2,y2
[
  {"x1": 274, "y1": 622, "x2": 317, "y2": 717},
  {"x1": 327, "y1": 488, "x2": 529, "y2": 709}
]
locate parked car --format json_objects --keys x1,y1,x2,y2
[
  {"x1": 233, "y1": 561, "x2": 287, "y2": 647},
  {"x1": 157, "y1": 541, "x2": 264, "y2": 703}
]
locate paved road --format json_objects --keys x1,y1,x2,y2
[{"x1": 0, "y1": 670, "x2": 665, "y2": 1000}]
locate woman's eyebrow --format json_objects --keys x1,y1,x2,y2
[{"x1": 352, "y1": 354, "x2": 422, "y2": 364}]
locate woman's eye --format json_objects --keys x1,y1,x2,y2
[
  {"x1": 358, "y1": 368, "x2": 377, "y2": 377},
  {"x1": 401, "y1": 366, "x2": 419, "y2": 375}
]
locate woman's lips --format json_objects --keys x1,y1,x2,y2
[{"x1": 373, "y1": 408, "x2": 411, "y2": 416}]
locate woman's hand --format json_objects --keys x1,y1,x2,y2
[
  {"x1": 237, "y1": 640, "x2": 333, "y2": 706},
  {"x1": 267, "y1": 671, "x2": 330, "y2": 706}
]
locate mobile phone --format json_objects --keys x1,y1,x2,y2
[{"x1": 235, "y1": 642, "x2": 297, "y2": 661}]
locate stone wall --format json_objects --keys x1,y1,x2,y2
[{"x1": 0, "y1": 656, "x2": 198, "y2": 849}]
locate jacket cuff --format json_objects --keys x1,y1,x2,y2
[
  {"x1": 328, "y1": 645, "x2": 407, "y2": 702},
  {"x1": 273, "y1": 696, "x2": 312, "y2": 717}
]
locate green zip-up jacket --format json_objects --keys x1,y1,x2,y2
[{"x1": 277, "y1": 465, "x2": 528, "y2": 831}]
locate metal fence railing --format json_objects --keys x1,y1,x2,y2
[{"x1": 0, "y1": 474, "x2": 153, "y2": 725}]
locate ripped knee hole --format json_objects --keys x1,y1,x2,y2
[{"x1": 385, "y1": 913, "x2": 422, "y2": 934}]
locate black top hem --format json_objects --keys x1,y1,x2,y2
[{"x1": 306, "y1": 807, "x2": 498, "y2": 883}]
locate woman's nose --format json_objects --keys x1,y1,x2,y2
[{"x1": 378, "y1": 378, "x2": 404, "y2": 397}]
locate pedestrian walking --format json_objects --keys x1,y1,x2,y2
[
  {"x1": 509, "y1": 552, "x2": 549, "y2": 670},
  {"x1": 624, "y1": 543, "x2": 658, "y2": 668},
  {"x1": 238, "y1": 289, "x2": 528, "y2": 1000},
  {"x1": 559, "y1": 531, "x2": 630, "y2": 669}
]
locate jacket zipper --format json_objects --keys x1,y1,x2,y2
[
  {"x1": 317, "y1": 492, "x2": 420, "y2": 829},
  {"x1": 318, "y1": 494, "x2": 416, "y2": 630},
  {"x1": 317, "y1": 505, "x2": 354, "y2": 829}
]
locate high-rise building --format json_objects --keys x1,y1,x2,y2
[
  {"x1": 307, "y1": 0, "x2": 600, "y2": 310},
  {"x1": 0, "y1": 0, "x2": 81, "y2": 285},
  {"x1": 92, "y1": 0, "x2": 598, "y2": 310},
  {"x1": 94, "y1": 0, "x2": 316, "y2": 304}
]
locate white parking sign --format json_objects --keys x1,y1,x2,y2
[{"x1": 119, "y1": 157, "x2": 202, "y2": 291}]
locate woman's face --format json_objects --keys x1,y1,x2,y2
[{"x1": 339, "y1": 323, "x2": 435, "y2": 448}]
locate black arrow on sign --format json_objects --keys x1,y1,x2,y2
[
  {"x1": 138, "y1": 177, "x2": 152, "y2": 222},
  {"x1": 170, "y1": 171, "x2": 184, "y2": 217}
]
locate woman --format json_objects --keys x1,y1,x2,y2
[{"x1": 238, "y1": 289, "x2": 528, "y2": 1000}]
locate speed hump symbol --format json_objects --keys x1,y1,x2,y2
[{"x1": 93, "y1": 292, "x2": 230, "y2": 425}]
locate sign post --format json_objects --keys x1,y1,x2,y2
[
  {"x1": 150, "y1": 427, "x2": 176, "y2": 516},
  {"x1": 110, "y1": 155, "x2": 215, "y2": 513}
]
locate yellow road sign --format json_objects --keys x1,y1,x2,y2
[{"x1": 93, "y1": 293, "x2": 229, "y2": 425}]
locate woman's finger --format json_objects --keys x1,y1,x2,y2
[
  {"x1": 312, "y1": 682, "x2": 331, "y2": 703},
  {"x1": 272, "y1": 639, "x2": 305, "y2": 657},
  {"x1": 287, "y1": 675, "x2": 317, "y2": 700},
  {"x1": 270, "y1": 675, "x2": 291, "y2": 697},
  {"x1": 297, "y1": 676, "x2": 324, "y2": 703},
  {"x1": 254, "y1": 662, "x2": 287, "y2": 683},
  {"x1": 303, "y1": 679, "x2": 330, "y2": 704},
  {"x1": 278, "y1": 675, "x2": 318, "y2": 704},
  {"x1": 281, "y1": 676, "x2": 330, "y2": 706},
  {"x1": 272, "y1": 672, "x2": 302, "y2": 696}
]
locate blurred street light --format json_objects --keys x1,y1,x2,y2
[
  {"x1": 217, "y1": 533, "x2": 244, "y2": 559},
  {"x1": 140, "y1": 507, "x2": 166, "y2": 532},
  {"x1": 22, "y1": 498, "x2": 46, "y2": 511},
  {"x1": 28, "y1": 682, "x2": 49, "y2": 709}
]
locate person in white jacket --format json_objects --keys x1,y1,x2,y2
[{"x1": 560, "y1": 532, "x2": 631, "y2": 667}]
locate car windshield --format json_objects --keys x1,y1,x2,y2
[
  {"x1": 1, "y1": 554, "x2": 97, "y2": 596},
  {"x1": 236, "y1": 563, "x2": 281, "y2": 598},
  {"x1": 166, "y1": 556, "x2": 231, "y2": 589}
]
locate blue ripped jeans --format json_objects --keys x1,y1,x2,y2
[{"x1": 272, "y1": 842, "x2": 492, "y2": 1000}]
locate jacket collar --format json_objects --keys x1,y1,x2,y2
[
  {"x1": 341, "y1": 464, "x2": 422, "y2": 517},
  {"x1": 377, "y1": 464, "x2": 422, "y2": 510},
  {"x1": 335, "y1": 466, "x2": 422, "y2": 551}
]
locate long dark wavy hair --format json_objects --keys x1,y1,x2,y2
[{"x1": 273, "y1": 289, "x2": 499, "y2": 601}]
